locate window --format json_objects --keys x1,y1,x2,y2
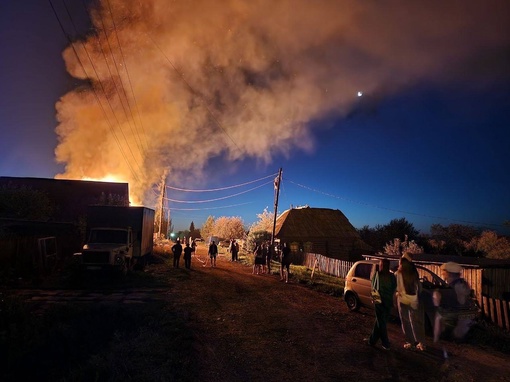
[{"x1": 354, "y1": 263, "x2": 373, "y2": 280}]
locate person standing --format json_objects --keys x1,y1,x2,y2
[
  {"x1": 433, "y1": 262, "x2": 475, "y2": 342},
  {"x1": 171, "y1": 239, "x2": 183, "y2": 268},
  {"x1": 266, "y1": 242, "x2": 273, "y2": 274},
  {"x1": 183, "y1": 242, "x2": 193, "y2": 269},
  {"x1": 396, "y1": 253, "x2": 425, "y2": 351},
  {"x1": 230, "y1": 239, "x2": 239, "y2": 262},
  {"x1": 253, "y1": 243, "x2": 263, "y2": 274},
  {"x1": 280, "y1": 242, "x2": 291, "y2": 283},
  {"x1": 208, "y1": 240, "x2": 218, "y2": 267},
  {"x1": 367, "y1": 259, "x2": 397, "y2": 350}
]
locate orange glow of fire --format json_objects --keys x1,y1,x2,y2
[{"x1": 81, "y1": 175, "x2": 140, "y2": 206}]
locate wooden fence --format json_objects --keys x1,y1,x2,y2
[
  {"x1": 301, "y1": 253, "x2": 354, "y2": 279},
  {"x1": 300, "y1": 252, "x2": 510, "y2": 332}
]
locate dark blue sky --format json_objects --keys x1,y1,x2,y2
[{"x1": 1, "y1": 1, "x2": 509, "y2": 234}]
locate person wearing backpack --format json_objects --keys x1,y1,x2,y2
[{"x1": 433, "y1": 262, "x2": 476, "y2": 342}]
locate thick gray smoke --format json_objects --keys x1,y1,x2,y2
[{"x1": 54, "y1": 0, "x2": 509, "y2": 204}]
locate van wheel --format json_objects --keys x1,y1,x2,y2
[{"x1": 345, "y1": 292, "x2": 360, "y2": 311}]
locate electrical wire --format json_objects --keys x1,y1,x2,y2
[
  {"x1": 49, "y1": 0, "x2": 142, "y2": 183},
  {"x1": 166, "y1": 172, "x2": 278, "y2": 192},
  {"x1": 165, "y1": 180, "x2": 273, "y2": 203},
  {"x1": 92, "y1": 0, "x2": 146, "y2": 159},
  {"x1": 168, "y1": 201, "x2": 254, "y2": 211},
  {"x1": 287, "y1": 179, "x2": 506, "y2": 229},
  {"x1": 104, "y1": 0, "x2": 150, "y2": 151}
]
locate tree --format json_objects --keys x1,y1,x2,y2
[
  {"x1": 380, "y1": 236, "x2": 423, "y2": 257},
  {"x1": 356, "y1": 218, "x2": 419, "y2": 251},
  {"x1": 467, "y1": 231, "x2": 510, "y2": 259},
  {"x1": 213, "y1": 216, "x2": 246, "y2": 240},
  {"x1": 428, "y1": 224, "x2": 480, "y2": 256},
  {"x1": 201, "y1": 216, "x2": 215, "y2": 241},
  {"x1": 249, "y1": 208, "x2": 274, "y2": 233},
  {"x1": 246, "y1": 208, "x2": 274, "y2": 251},
  {"x1": 189, "y1": 221, "x2": 198, "y2": 239}
]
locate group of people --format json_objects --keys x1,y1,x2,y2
[
  {"x1": 367, "y1": 252, "x2": 475, "y2": 354},
  {"x1": 171, "y1": 238, "x2": 196, "y2": 269},
  {"x1": 252, "y1": 242, "x2": 271, "y2": 275},
  {"x1": 251, "y1": 241, "x2": 292, "y2": 283}
]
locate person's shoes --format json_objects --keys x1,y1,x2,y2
[
  {"x1": 416, "y1": 342, "x2": 426, "y2": 351},
  {"x1": 381, "y1": 344, "x2": 390, "y2": 350},
  {"x1": 403, "y1": 342, "x2": 414, "y2": 350}
]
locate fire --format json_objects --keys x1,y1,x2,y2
[
  {"x1": 80, "y1": 175, "x2": 141, "y2": 206},
  {"x1": 81, "y1": 175, "x2": 128, "y2": 184}
]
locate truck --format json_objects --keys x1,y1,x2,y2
[{"x1": 75, "y1": 205, "x2": 155, "y2": 272}]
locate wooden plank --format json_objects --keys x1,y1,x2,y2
[
  {"x1": 495, "y1": 299, "x2": 503, "y2": 328},
  {"x1": 482, "y1": 296, "x2": 488, "y2": 317},
  {"x1": 488, "y1": 298, "x2": 494, "y2": 322},
  {"x1": 504, "y1": 300, "x2": 510, "y2": 331}
]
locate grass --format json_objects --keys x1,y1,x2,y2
[{"x1": 238, "y1": 252, "x2": 345, "y2": 297}]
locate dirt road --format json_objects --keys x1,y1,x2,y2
[
  {"x1": 165, "y1": 248, "x2": 510, "y2": 382},
  {"x1": 6, "y1": 246, "x2": 509, "y2": 381}
]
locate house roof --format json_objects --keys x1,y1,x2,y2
[{"x1": 274, "y1": 206, "x2": 360, "y2": 239}]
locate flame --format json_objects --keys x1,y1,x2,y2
[
  {"x1": 81, "y1": 175, "x2": 128, "y2": 184},
  {"x1": 80, "y1": 175, "x2": 141, "y2": 206}
]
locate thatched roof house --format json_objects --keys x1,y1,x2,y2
[{"x1": 274, "y1": 206, "x2": 372, "y2": 261}]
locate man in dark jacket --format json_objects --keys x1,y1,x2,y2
[
  {"x1": 368, "y1": 259, "x2": 397, "y2": 350},
  {"x1": 208, "y1": 240, "x2": 218, "y2": 267},
  {"x1": 172, "y1": 239, "x2": 183, "y2": 268}
]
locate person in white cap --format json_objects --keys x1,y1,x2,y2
[{"x1": 433, "y1": 262, "x2": 476, "y2": 343}]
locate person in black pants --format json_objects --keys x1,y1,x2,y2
[
  {"x1": 280, "y1": 242, "x2": 291, "y2": 282},
  {"x1": 183, "y1": 242, "x2": 193, "y2": 269},
  {"x1": 172, "y1": 239, "x2": 183, "y2": 268},
  {"x1": 368, "y1": 259, "x2": 397, "y2": 350}
]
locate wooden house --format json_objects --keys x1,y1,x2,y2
[{"x1": 274, "y1": 206, "x2": 372, "y2": 261}]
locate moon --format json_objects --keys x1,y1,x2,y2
[{"x1": 357, "y1": 91, "x2": 363, "y2": 97}]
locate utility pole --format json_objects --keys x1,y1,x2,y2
[
  {"x1": 158, "y1": 174, "x2": 166, "y2": 238},
  {"x1": 271, "y1": 168, "x2": 282, "y2": 246}
]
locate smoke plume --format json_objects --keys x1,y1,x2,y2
[{"x1": 54, "y1": 0, "x2": 509, "y2": 204}]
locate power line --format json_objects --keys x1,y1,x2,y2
[
  {"x1": 165, "y1": 172, "x2": 278, "y2": 192},
  {"x1": 104, "y1": 0, "x2": 150, "y2": 151},
  {"x1": 165, "y1": 180, "x2": 273, "y2": 204},
  {"x1": 93, "y1": 0, "x2": 146, "y2": 158},
  {"x1": 49, "y1": 0, "x2": 142, "y2": 183},
  {"x1": 287, "y1": 179, "x2": 506, "y2": 229},
  {"x1": 169, "y1": 202, "x2": 254, "y2": 211}
]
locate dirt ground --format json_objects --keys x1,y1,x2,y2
[
  {"x1": 5, "y1": 245, "x2": 510, "y2": 381},
  {"x1": 162, "y1": 246, "x2": 510, "y2": 382}
]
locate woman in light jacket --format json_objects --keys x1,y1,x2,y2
[{"x1": 396, "y1": 253, "x2": 425, "y2": 351}]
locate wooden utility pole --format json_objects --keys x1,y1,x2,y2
[
  {"x1": 158, "y1": 175, "x2": 166, "y2": 238},
  {"x1": 271, "y1": 168, "x2": 282, "y2": 246}
]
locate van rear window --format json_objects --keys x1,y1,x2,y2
[{"x1": 354, "y1": 263, "x2": 373, "y2": 280}]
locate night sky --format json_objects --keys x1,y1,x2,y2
[{"x1": 1, "y1": 0, "x2": 509, "y2": 234}]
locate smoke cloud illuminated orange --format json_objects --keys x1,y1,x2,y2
[{"x1": 53, "y1": 0, "x2": 508, "y2": 207}]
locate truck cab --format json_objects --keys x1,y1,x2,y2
[{"x1": 79, "y1": 227, "x2": 133, "y2": 272}]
